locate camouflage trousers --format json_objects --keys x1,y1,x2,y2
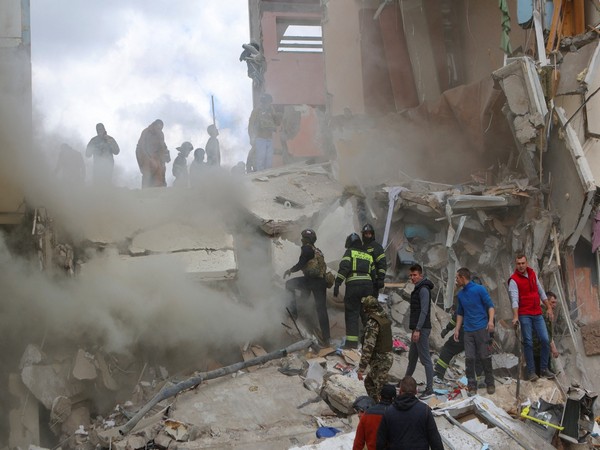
[{"x1": 364, "y1": 352, "x2": 393, "y2": 401}]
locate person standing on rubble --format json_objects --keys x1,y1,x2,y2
[
  {"x1": 509, "y1": 252, "x2": 555, "y2": 381},
  {"x1": 85, "y1": 123, "x2": 120, "y2": 186},
  {"x1": 283, "y1": 229, "x2": 331, "y2": 343},
  {"x1": 189, "y1": 148, "x2": 207, "y2": 187},
  {"x1": 353, "y1": 384, "x2": 396, "y2": 450},
  {"x1": 454, "y1": 267, "x2": 496, "y2": 395},
  {"x1": 172, "y1": 141, "x2": 193, "y2": 188},
  {"x1": 248, "y1": 93, "x2": 278, "y2": 171},
  {"x1": 136, "y1": 119, "x2": 170, "y2": 188},
  {"x1": 404, "y1": 264, "x2": 435, "y2": 399},
  {"x1": 377, "y1": 376, "x2": 443, "y2": 450},
  {"x1": 333, "y1": 233, "x2": 376, "y2": 349},
  {"x1": 434, "y1": 275, "x2": 486, "y2": 384},
  {"x1": 361, "y1": 223, "x2": 387, "y2": 297},
  {"x1": 435, "y1": 305, "x2": 484, "y2": 384},
  {"x1": 357, "y1": 296, "x2": 393, "y2": 401},
  {"x1": 205, "y1": 124, "x2": 221, "y2": 167},
  {"x1": 533, "y1": 290, "x2": 560, "y2": 377}
]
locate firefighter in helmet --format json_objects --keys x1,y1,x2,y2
[
  {"x1": 362, "y1": 223, "x2": 387, "y2": 297},
  {"x1": 333, "y1": 233, "x2": 376, "y2": 348},
  {"x1": 283, "y1": 229, "x2": 330, "y2": 343}
]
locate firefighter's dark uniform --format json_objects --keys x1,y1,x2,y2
[
  {"x1": 285, "y1": 243, "x2": 330, "y2": 341},
  {"x1": 364, "y1": 238, "x2": 387, "y2": 297},
  {"x1": 335, "y1": 246, "x2": 376, "y2": 348}
]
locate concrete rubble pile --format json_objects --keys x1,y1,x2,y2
[{"x1": 9, "y1": 15, "x2": 600, "y2": 450}]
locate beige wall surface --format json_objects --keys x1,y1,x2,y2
[{"x1": 322, "y1": 0, "x2": 365, "y2": 116}]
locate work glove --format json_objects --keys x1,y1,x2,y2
[
  {"x1": 441, "y1": 328, "x2": 449, "y2": 339},
  {"x1": 333, "y1": 285, "x2": 340, "y2": 297},
  {"x1": 377, "y1": 279, "x2": 385, "y2": 290},
  {"x1": 283, "y1": 269, "x2": 291, "y2": 279}
]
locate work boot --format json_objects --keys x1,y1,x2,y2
[
  {"x1": 527, "y1": 372, "x2": 539, "y2": 382},
  {"x1": 433, "y1": 375, "x2": 445, "y2": 385},
  {"x1": 486, "y1": 384, "x2": 495, "y2": 395},
  {"x1": 540, "y1": 369, "x2": 555, "y2": 379},
  {"x1": 418, "y1": 388, "x2": 434, "y2": 400},
  {"x1": 467, "y1": 385, "x2": 477, "y2": 397}
]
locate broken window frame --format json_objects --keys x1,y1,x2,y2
[{"x1": 276, "y1": 18, "x2": 323, "y2": 53}]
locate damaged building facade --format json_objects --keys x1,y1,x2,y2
[{"x1": 4, "y1": 0, "x2": 600, "y2": 449}]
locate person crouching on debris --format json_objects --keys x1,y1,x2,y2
[
  {"x1": 357, "y1": 296, "x2": 393, "y2": 402},
  {"x1": 454, "y1": 267, "x2": 496, "y2": 395},
  {"x1": 283, "y1": 229, "x2": 330, "y2": 343},
  {"x1": 353, "y1": 384, "x2": 396, "y2": 450},
  {"x1": 172, "y1": 141, "x2": 193, "y2": 188},
  {"x1": 333, "y1": 233, "x2": 375, "y2": 349}
]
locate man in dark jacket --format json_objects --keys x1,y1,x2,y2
[
  {"x1": 283, "y1": 228, "x2": 330, "y2": 342},
  {"x1": 353, "y1": 384, "x2": 396, "y2": 450},
  {"x1": 404, "y1": 264, "x2": 435, "y2": 398},
  {"x1": 376, "y1": 376, "x2": 443, "y2": 450},
  {"x1": 333, "y1": 233, "x2": 376, "y2": 348},
  {"x1": 362, "y1": 223, "x2": 387, "y2": 297}
]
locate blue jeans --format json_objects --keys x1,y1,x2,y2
[
  {"x1": 254, "y1": 138, "x2": 273, "y2": 171},
  {"x1": 520, "y1": 314, "x2": 550, "y2": 374}
]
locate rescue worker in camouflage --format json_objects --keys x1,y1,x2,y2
[
  {"x1": 334, "y1": 233, "x2": 376, "y2": 348},
  {"x1": 283, "y1": 229, "x2": 330, "y2": 342},
  {"x1": 358, "y1": 296, "x2": 393, "y2": 401},
  {"x1": 361, "y1": 224, "x2": 387, "y2": 297}
]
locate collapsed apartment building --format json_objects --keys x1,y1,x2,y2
[{"x1": 3, "y1": 0, "x2": 600, "y2": 448}]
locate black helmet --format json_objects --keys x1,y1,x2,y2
[
  {"x1": 362, "y1": 223, "x2": 375, "y2": 234},
  {"x1": 362, "y1": 223, "x2": 375, "y2": 242},
  {"x1": 301, "y1": 228, "x2": 317, "y2": 244},
  {"x1": 345, "y1": 232, "x2": 362, "y2": 249}
]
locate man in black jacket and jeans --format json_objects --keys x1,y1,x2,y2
[
  {"x1": 404, "y1": 264, "x2": 435, "y2": 398},
  {"x1": 376, "y1": 376, "x2": 443, "y2": 450}
]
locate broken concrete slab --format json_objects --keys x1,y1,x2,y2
[
  {"x1": 434, "y1": 395, "x2": 556, "y2": 449},
  {"x1": 244, "y1": 164, "x2": 343, "y2": 235},
  {"x1": 110, "y1": 250, "x2": 237, "y2": 282},
  {"x1": 19, "y1": 344, "x2": 44, "y2": 369},
  {"x1": 556, "y1": 40, "x2": 598, "y2": 96},
  {"x1": 8, "y1": 373, "x2": 40, "y2": 449},
  {"x1": 129, "y1": 223, "x2": 233, "y2": 255},
  {"x1": 547, "y1": 108, "x2": 596, "y2": 246},
  {"x1": 166, "y1": 365, "x2": 334, "y2": 449},
  {"x1": 320, "y1": 374, "x2": 367, "y2": 415},
  {"x1": 21, "y1": 362, "x2": 85, "y2": 410},
  {"x1": 72, "y1": 349, "x2": 97, "y2": 381}
]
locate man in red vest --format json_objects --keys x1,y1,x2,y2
[{"x1": 508, "y1": 253, "x2": 555, "y2": 381}]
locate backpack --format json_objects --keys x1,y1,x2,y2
[{"x1": 303, "y1": 246, "x2": 327, "y2": 279}]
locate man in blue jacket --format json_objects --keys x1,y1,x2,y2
[
  {"x1": 376, "y1": 376, "x2": 443, "y2": 450},
  {"x1": 454, "y1": 267, "x2": 496, "y2": 395}
]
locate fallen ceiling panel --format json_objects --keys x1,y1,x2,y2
[{"x1": 245, "y1": 163, "x2": 343, "y2": 235}]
